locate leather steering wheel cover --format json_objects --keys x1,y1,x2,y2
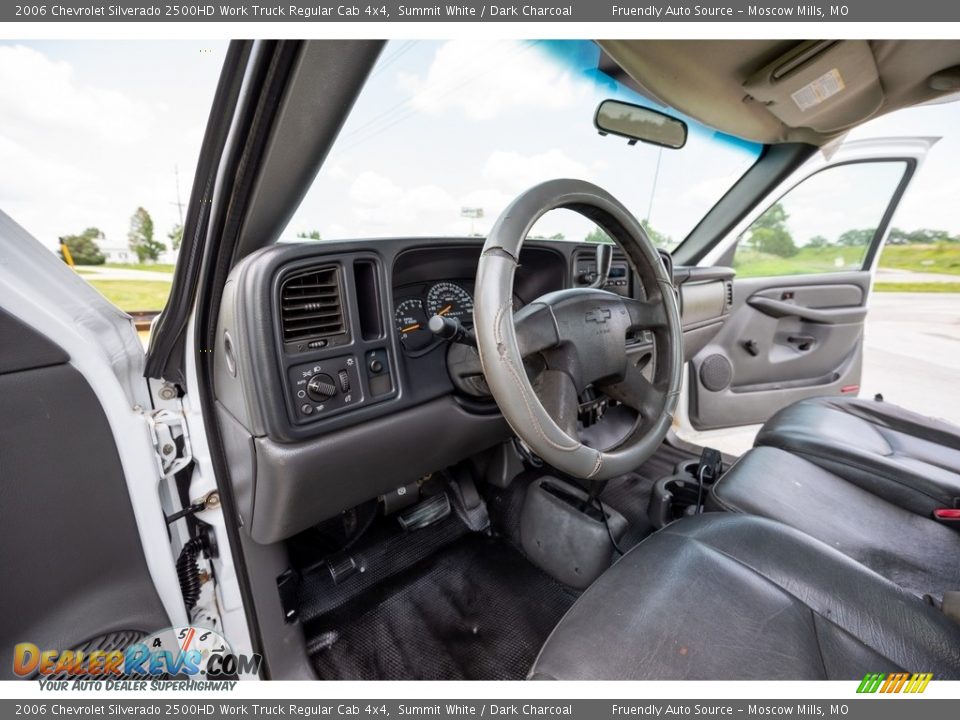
[{"x1": 475, "y1": 178, "x2": 682, "y2": 480}]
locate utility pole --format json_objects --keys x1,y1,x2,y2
[{"x1": 170, "y1": 165, "x2": 185, "y2": 226}]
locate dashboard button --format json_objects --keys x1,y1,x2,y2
[
  {"x1": 338, "y1": 369, "x2": 351, "y2": 393},
  {"x1": 369, "y1": 358, "x2": 384, "y2": 374}
]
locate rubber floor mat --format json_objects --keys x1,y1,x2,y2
[{"x1": 305, "y1": 534, "x2": 578, "y2": 680}]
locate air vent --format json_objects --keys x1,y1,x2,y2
[{"x1": 280, "y1": 266, "x2": 346, "y2": 343}]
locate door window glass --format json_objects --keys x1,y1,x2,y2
[{"x1": 733, "y1": 161, "x2": 908, "y2": 277}]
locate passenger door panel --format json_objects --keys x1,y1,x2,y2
[
  {"x1": 687, "y1": 137, "x2": 935, "y2": 432},
  {"x1": 688, "y1": 272, "x2": 870, "y2": 430}
]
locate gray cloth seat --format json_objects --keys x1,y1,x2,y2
[
  {"x1": 530, "y1": 514, "x2": 960, "y2": 680},
  {"x1": 709, "y1": 446, "x2": 960, "y2": 600},
  {"x1": 755, "y1": 396, "x2": 960, "y2": 516}
]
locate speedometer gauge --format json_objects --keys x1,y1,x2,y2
[
  {"x1": 394, "y1": 298, "x2": 434, "y2": 351},
  {"x1": 426, "y1": 282, "x2": 474, "y2": 325}
]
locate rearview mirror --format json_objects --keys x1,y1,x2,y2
[{"x1": 594, "y1": 99, "x2": 688, "y2": 149}]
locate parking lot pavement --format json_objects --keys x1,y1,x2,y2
[
  {"x1": 875, "y1": 268, "x2": 960, "y2": 283},
  {"x1": 859, "y1": 292, "x2": 960, "y2": 424},
  {"x1": 676, "y1": 292, "x2": 960, "y2": 457}
]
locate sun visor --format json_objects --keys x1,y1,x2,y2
[{"x1": 743, "y1": 40, "x2": 884, "y2": 135}]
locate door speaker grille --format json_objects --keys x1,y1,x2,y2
[{"x1": 699, "y1": 354, "x2": 733, "y2": 392}]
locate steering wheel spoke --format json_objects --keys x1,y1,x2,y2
[
  {"x1": 598, "y1": 360, "x2": 667, "y2": 420},
  {"x1": 623, "y1": 296, "x2": 668, "y2": 331},
  {"x1": 514, "y1": 302, "x2": 562, "y2": 358},
  {"x1": 533, "y1": 369, "x2": 581, "y2": 440}
]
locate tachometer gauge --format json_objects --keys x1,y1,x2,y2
[
  {"x1": 426, "y1": 282, "x2": 474, "y2": 325},
  {"x1": 394, "y1": 298, "x2": 434, "y2": 351}
]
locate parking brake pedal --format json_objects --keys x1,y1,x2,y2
[{"x1": 398, "y1": 492, "x2": 451, "y2": 531}]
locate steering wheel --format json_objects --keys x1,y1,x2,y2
[{"x1": 474, "y1": 179, "x2": 683, "y2": 480}]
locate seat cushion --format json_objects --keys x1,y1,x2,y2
[
  {"x1": 530, "y1": 514, "x2": 960, "y2": 680},
  {"x1": 755, "y1": 396, "x2": 960, "y2": 516},
  {"x1": 709, "y1": 446, "x2": 960, "y2": 600}
]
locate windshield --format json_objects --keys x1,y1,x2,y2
[{"x1": 284, "y1": 40, "x2": 762, "y2": 250}]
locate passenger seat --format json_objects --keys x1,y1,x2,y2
[
  {"x1": 708, "y1": 446, "x2": 960, "y2": 600},
  {"x1": 754, "y1": 396, "x2": 960, "y2": 515}
]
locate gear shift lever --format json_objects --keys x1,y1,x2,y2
[{"x1": 589, "y1": 243, "x2": 613, "y2": 288}]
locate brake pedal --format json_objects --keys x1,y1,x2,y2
[{"x1": 397, "y1": 492, "x2": 451, "y2": 531}]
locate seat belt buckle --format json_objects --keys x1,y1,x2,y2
[{"x1": 933, "y1": 508, "x2": 960, "y2": 529}]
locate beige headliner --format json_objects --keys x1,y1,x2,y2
[{"x1": 598, "y1": 40, "x2": 960, "y2": 146}]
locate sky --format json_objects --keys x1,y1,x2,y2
[
  {"x1": 2, "y1": 39, "x2": 960, "y2": 256},
  {"x1": 0, "y1": 40, "x2": 226, "y2": 252}
]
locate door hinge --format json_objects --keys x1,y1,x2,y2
[{"x1": 146, "y1": 407, "x2": 193, "y2": 478}]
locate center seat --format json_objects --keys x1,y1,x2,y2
[{"x1": 708, "y1": 446, "x2": 960, "y2": 600}]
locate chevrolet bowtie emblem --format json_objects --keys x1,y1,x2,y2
[{"x1": 586, "y1": 308, "x2": 612, "y2": 323}]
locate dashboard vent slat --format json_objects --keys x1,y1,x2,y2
[{"x1": 280, "y1": 266, "x2": 346, "y2": 343}]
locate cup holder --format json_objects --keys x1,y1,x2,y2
[{"x1": 648, "y1": 459, "x2": 713, "y2": 529}]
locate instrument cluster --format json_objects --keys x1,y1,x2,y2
[
  {"x1": 394, "y1": 280, "x2": 523, "y2": 354},
  {"x1": 394, "y1": 281, "x2": 475, "y2": 352}
]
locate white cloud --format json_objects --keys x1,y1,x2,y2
[
  {"x1": 0, "y1": 45, "x2": 152, "y2": 144},
  {"x1": 398, "y1": 40, "x2": 592, "y2": 121},
  {"x1": 482, "y1": 148, "x2": 594, "y2": 192},
  {"x1": 0, "y1": 42, "x2": 222, "y2": 251},
  {"x1": 347, "y1": 170, "x2": 458, "y2": 229}
]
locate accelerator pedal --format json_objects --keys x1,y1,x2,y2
[{"x1": 398, "y1": 492, "x2": 451, "y2": 531}]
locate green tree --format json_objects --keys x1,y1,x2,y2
[
  {"x1": 297, "y1": 230, "x2": 322, "y2": 240},
  {"x1": 746, "y1": 202, "x2": 797, "y2": 257},
  {"x1": 887, "y1": 227, "x2": 909, "y2": 245},
  {"x1": 806, "y1": 235, "x2": 829, "y2": 249},
  {"x1": 836, "y1": 228, "x2": 876, "y2": 247},
  {"x1": 127, "y1": 207, "x2": 164, "y2": 263},
  {"x1": 752, "y1": 202, "x2": 789, "y2": 233},
  {"x1": 585, "y1": 221, "x2": 673, "y2": 248},
  {"x1": 642, "y1": 220, "x2": 674, "y2": 249},
  {"x1": 584, "y1": 226, "x2": 614, "y2": 244},
  {"x1": 906, "y1": 228, "x2": 952, "y2": 244},
  {"x1": 168, "y1": 223, "x2": 183, "y2": 251},
  {"x1": 60, "y1": 227, "x2": 106, "y2": 265}
]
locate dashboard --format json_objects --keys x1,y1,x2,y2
[{"x1": 212, "y1": 236, "x2": 733, "y2": 544}]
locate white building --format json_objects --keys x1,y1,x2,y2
[
  {"x1": 96, "y1": 238, "x2": 135, "y2": 264},
  {"x1": 93, "y1": 238, "x2": 179, "y2": 265}
]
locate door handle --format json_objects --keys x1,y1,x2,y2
[
  {"x1": 786, "y1": 334, "x2": 815, "y2": 351},
  {"x1": 747, "y1": 296, "x2": 867, "y2": 325}
]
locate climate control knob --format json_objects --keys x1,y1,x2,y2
[{"x1": 306, "y1": 373, "x2": 337, "y2": 402}]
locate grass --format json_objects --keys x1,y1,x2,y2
[
  {"x1": 734, "y1": 246, "x2": 864, "y2": 277},
  {"x1": 874, "y1": 282, "x2": 960, "y2": 293},
  {"x1": 876, "y1": 243, "x2": 960, "y2": 275},
  {"x1": 734, "y1": 242, "x2": 960, "y2": 279},
  {"x1": 103, "y1": 262, "x2": 177, "y2": 273},
  {"x1": 87, "y1": 279, "x2": 172, "y2": 311}
]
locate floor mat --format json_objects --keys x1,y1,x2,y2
[
  {"x1": 305, "y1": 534, "x2": 578, "y2": 680},
  {"x1": 297, "y1": 510, "x2": 469, "y2": 622}
]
